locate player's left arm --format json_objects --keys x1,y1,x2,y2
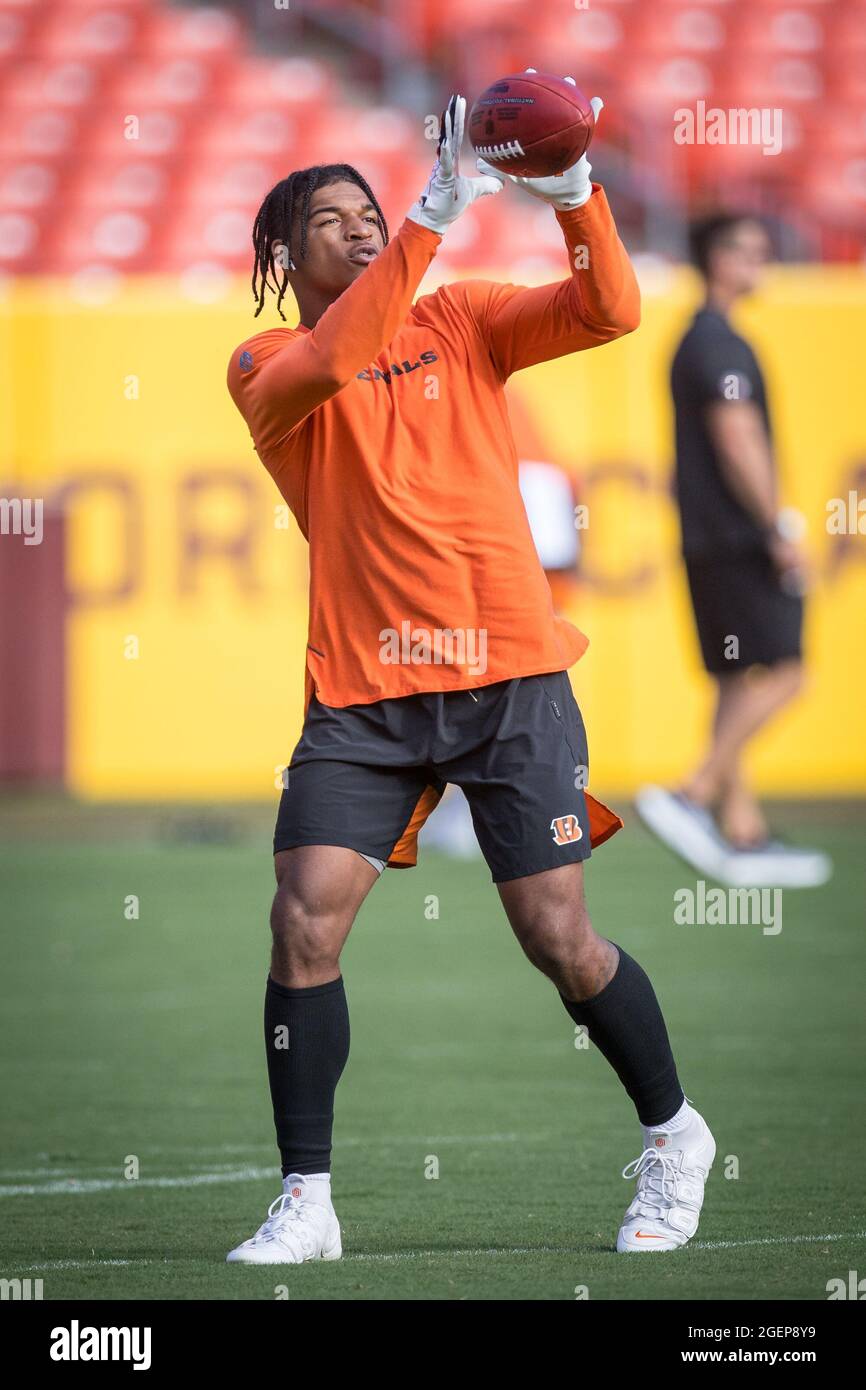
[{"x1": 470, "y1": 103, "x2": 640, "y2": 378}]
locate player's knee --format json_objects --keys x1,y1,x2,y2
[
  {"x1": 270, "y1": 886, "x2": 339, "y2": 975},
  {"x1": 517, "y1": 897, "x2": 594, "y2": 980}
]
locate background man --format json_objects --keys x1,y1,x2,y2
[{"x1": 637, "y1": 214, "x2": 831, "y2": 889}]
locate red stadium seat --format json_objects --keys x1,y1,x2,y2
[
  {"x1": 34, "y1": 5, "x2": 145, "y2": 61},
  {"x1": 181, "y1": 156, "x2": 290, "y2": 211},
  {"x1": 85, "y1": 106, "x2": 198, "y2": 158},
  {"x1": 627, "y1": 4, "x2": 730, "y2": 56},
  {"x1": 0, "y1": 207, "x2": 48, "y2": 271},
  {"x1": 616, "y1": 54, "x2": 722, "y2": 112},
  {"x1": 103, "y1": 56, "x2": 226, "y2": 109},
  {"x1": 221, "y1": 57, "x2": 336, "y2": 108},
  {"x1": 67, "y1": 154, "x2": 176, "y2": 209},
  {"x1": 559, "y1": 3, "x2": 628, "y2": 63},
  {"x1": 304, "y1": 106, "x2": 416, "y2": 166},
  {"x1": 136, "y1": 4, "x2": 244, "y2": 59},
  {"x1": 0, "y1": 5, "x2": 40, "y2": 63},
  {"x1": 51, "y1": 202, "x2": 164, "y2": 271},
  {"x1": 0, "y1": 158, "x2": 63, "y2": 212},
  {"x1": 717, "y1": 53, "x2": 824, "y2": 105},
  {"x1": 0, "y1": 59, "x2": 103, "y2": 109},
  {"x1": 0, "y1": 106, "x2": 82, "y2": 159},
  {"x1": 192, "y1": 101, "x2": 321, "y2": 161},
  {"x1": 158, "y1": 200, "x2": 256, "y2": 272},
  {"x1": 737, "y1": 5, "x2": 827, "y2": 55}
]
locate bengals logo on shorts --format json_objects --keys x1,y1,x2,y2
[{"x1": 550, "y1": 813, "x2": 583, "y2": 846}]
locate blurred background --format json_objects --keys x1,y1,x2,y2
[{"x1": 1, "y1": 0, "x2": 865, "y2": 803}]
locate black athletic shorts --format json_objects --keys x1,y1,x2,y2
[
  {"x1": 274, "y1": 670, "x2": 620, "y2": 882},
  {"x1": 685, "y1": 550, "x2": 803, "y2": 676}
]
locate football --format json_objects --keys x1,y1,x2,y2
[{"x1": 468, "y1": 70, "x2": 595, "y2": 178}]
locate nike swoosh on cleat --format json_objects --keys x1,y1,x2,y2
[{"x1": 634, "y1": 1230, "x2": 668, "y2": 1239}]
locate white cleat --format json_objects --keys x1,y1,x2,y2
[
  {"x1": 226, "y1": 1173, "x2": 341, "y2": 1265},
  {"x1": 617, "y1": 1105, "x2": 715, "y2": 1252}
]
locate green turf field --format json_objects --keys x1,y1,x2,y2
[{"x1": 1, "y1": 798, "x2": 864, "y2": 1301}]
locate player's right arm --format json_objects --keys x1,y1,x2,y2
[
  {"x1": 228, "y1": 95, "x2": 501, "y2": 458},
  {"x1": 227, "y1": 217, "x2": 441, "y2": 455}
]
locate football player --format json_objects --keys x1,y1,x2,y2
[{"x1": 225, "y1": 93, "x2": 715, "y2": 1263}]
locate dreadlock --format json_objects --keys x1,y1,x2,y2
[{"x1": 251, "y1": 164, "x2": 389, "y2": 320}]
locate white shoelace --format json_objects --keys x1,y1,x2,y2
[
  {"x1": 252, "y1": 1192, "x2": 308, "y2": 1244},
  {"x1": 622, "y1": 1147, "x2": 680, "y2": 1219}
]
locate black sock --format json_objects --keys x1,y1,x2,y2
[
  {"x1": 264, "y1": 975, "x2": 350, "y2": 1177},
  {"x1": 560, "y1": 944, "x2": 684, "y2": 1127}
]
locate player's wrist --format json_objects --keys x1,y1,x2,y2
[
  {"x1": 553, "y1": 181, "x2": 599, "y2": 213},
  {"x1": 405, "y1": 207, "x2": 450, "y2": 235},
  {"x1": 551, "y1": 183, "x2": 594, "y2": 211}
]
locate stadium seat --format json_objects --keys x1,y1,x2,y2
[
  {"x1": 136, "y1": 4, "x2": 244, "y2": 59},
  {"x1": 67, "y1": 155, "x2": 176, "y2": 210},
  {"x1": 51, "y1": 202, "x2": 165, "y2": 271},
  {"x1": 0, "y1": 107, "x2": 82, "y2": 159},
  {"x1": 0, "y1": 207, "x2": 47, "y2": 271},
  {"x1": 86, "y1": 106, "x2": 197, "y2": 158},
  {"x1": 34, "y1": 6, "x2": 145, "y2": 62},
  {"x1": 0, "y1": 59, "x2": 103, "y2": 109},
  {"x1": 221, "y1": 56, "x2": 336, "y2": 108},
  {"x1": 158, "y1": 200, "x2": 256, "y2": 272},
  {"x1": 0, "y1": 158, "x2": 62, "y2": 212},
  {"x1": 193, "y1": 107, "x2": 306, "y2": 160},
  {"x1": 0, "y1": 5, "x2": 41, "y2": 65},
  {"x1": 737, "y1": 6, "x2": 827, "y2": 55},
  {"x1": 628, "y1": 5, "x2": 730, "y2": 55},
  {"x1": 103, "y1": 57, "x2": 227, "y2": 109}
]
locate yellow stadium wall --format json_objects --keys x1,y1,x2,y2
[{"x1": 3, "y1": 265, "x2": 865, "y2": 800}]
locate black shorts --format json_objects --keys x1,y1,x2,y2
[
  {"x1": 685, "y1": 551, "x2": 803, "y2": 676},
  {"x1": 274, "y1": 671, "x2": 619, "y2": 883}
]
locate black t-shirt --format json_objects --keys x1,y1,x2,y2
[{"x1": 671, "y1": 306, "x2": 772, "y2": 559}]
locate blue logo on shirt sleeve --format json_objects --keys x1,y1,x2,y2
[{"x1": 239, "y1": 350, "x2": 254, "y2": 372}]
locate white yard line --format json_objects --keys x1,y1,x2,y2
[
  {"x1": 14, "y1": 1259, "x2": 147, "y2": 1271},
  {"x1": 693, "y1": 1230, "x2": 866, "y2": 1252},
  {"x1": 348, "y1": 1231, "x2": 866, "y2": 1261},
  {"x1": 0, "y1": 1136, "x2": 531, "y2": 1179},
  {"x1": 7, "y1": 1231, "x2": 866, "y2": 1275},
  {"x1": 0, "y1": 1166, "x2": 275, "y2": 1197}
]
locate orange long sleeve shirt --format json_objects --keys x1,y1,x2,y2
[{"x1": 227, "y1": 185, "x2": 640, "y2": 709}]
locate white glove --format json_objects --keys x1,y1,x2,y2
[
  {"x1": 476, "y1": 74, "x2": 603, "y2": 211},
  {"x1": 407, "y1": 93, "x2": 504, "y2": 234}
]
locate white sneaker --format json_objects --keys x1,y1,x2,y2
[
  {"x1": 226, "y1": 1173, "x2": 342, "y2": 1265},
  {"x1": 617, "y1": 1105, "x2": 715, "y2": 1252},
  {"x1": 634, "y1": 786, "x2": 729, "y2": 880},
  {"x1": 720, "y1": 840, "x2": 832, "y2": 889}
]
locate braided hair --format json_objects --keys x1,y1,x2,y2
[{"x1": 251, "y1": 163, "x2": 389, "y2": 319}]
